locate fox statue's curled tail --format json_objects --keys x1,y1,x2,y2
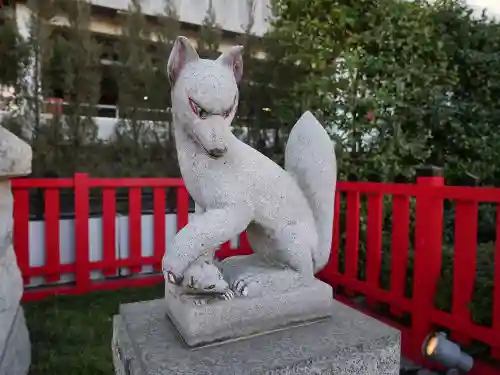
[{"x1": 284, "y1": 111, "x2": 337, "y2": 273}]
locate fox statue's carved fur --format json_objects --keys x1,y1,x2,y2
[{"x1": 162, "y1": 36, "x2": 337, "y2": 301}]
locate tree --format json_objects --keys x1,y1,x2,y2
[
  {"x1": 263, "y1": 0, "x2": 476, "y2": 181},
  {"x1": 0, "y1": 0, "x2": 63, "y2": 176},
  {"x1": 110, "y1": 0, "x2": 176, "y2": 177},
  {"x1": 424, "y1": 0, "x2": 500, "y2": 185},
  {"x1": 197, "y1": 0, "x2": 223, "y2": 59},
  {"x1": 231, "y1": 0, "x2": 268, "y2": 150},
  {"x1": 0, "y1": 8, "x2": 29, "y2": 90},
  {"x1": 45, "y1": 0, "x2": 102, "y2": 176},
  {"x1": 1, "y1": 0, "x2": 103, "y2": 176}
]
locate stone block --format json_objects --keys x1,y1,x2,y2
[
  {"x1": 0, "y1": 126, "x2": 32, "y2": 177},
  {"x1": 0, "y1": 125, "x2": 31, "y2": 375},
  {"x1": 0, "y1": 180, "x2": 13, "y2": 259},
  {"x1": 112, "y1": 298, "x2": 401, "y2": 375},
  {"x1": 0, "y1": 245, "x2": 24, "y2": 360},
  {"x1": 0, "y1": 307, "x2": 18, "y2": 359},
  {"x1": 0, "y1": 245, "x2": 23, "y2": 313},
  {"x1": 165, "y1": 277, "x2": 335, "y2": 347},
  {"x1": 0, "y1": 307, "x2": 31, "y2": 375}
]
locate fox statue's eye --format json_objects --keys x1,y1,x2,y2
[
  {"x1": 198, "y1": 108, "x2": 208, "y2": 119},
  {"x1": 222, "y1": 109, "x2": 231, "y2": 118},
  {"x1": 223, "y1": 99, "x2": 236, "y2": 119},
  {"x1": 189, "y1": 98, "x2": 208, "y2": 119}
]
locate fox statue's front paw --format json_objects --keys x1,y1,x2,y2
[
  {"x1": 219, "y1": 290, "x2": 235, "y2": 301},
  {"x1": 230, "y1": 279, "x2": 249, "y2": 297}
]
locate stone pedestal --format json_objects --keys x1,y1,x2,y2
[
  {"x1": 0, "y1": 126, "x2": 32, "y2": 375},
  {"x1": 112, "y1": 298, "x2": 401, "y2": 375},
  {"x1": 0, "y1": 306, "x2": 30, "y2": 375},
  {"x1": 165, "y1": 276, "x2": 335, "y2": 347}
]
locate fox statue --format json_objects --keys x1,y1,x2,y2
[{"x1": 162, "y1": 36, "x2": 337, "y2": 300}]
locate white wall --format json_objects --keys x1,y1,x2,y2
[
  {"x1": 463, "y1": 0, "x2": 500, "y2": 19},
  {"x1": 25, "y1": 213, "x2": 241, "y2": 287},
  {"x1": 88, "y1": 0, "x2": 273, "y2": 36},
  {"x1": 86, "y1": 0, "x2": 500, "y2": 37}
]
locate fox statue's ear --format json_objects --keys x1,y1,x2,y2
[
  {"x1": 167, "y1": 36, "x2": 200, "y2": 85},
  {"x1": 217, "y1": 45, "x2": 244, "y2": 83}
]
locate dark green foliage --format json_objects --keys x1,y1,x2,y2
[
  {"x1": 0, "y1": 9, "x2": 28, "y2": 87},
  {"x1": 197, "y1": 0, "x2": 223, "y2": 58},
  {"x1": 265, "y1": 0, "x2": 500, "y2": 186},
  {"x1": 24, "y1": 284, "x2": 164, "y2": 375},
  {"x1": 109, "y1": 0, "x2": 178, "y2": 177}
]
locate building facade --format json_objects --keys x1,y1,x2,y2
[{"x1": 1, "y1": 0, "x2": 271, "y2": 139}]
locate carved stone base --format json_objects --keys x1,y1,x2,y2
[
  {"x1": 0, "y1": 246, "x2": 30, "y2": 375},
  {"x1": 112, "y1": 298, "x2": 401, "y2": 375},
  {"x1": 165, "y1": 276, "x2": 334, "y2": 347},
  {"x1": 0, "y1": 307, "x2": 31, "y2": 375}
]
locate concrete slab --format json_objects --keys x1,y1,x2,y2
[
  {"x1": 0, "y1": 246, "x2": 23, "y2": 314},
  {"x1": 0, "y1": 307, "x2": 31, "y2": 375},
  {"x1": 112, "y1": 298, "x2": 401, "y2": 375},
  {"x1": 164, "y1": 277, "x2": 335, "y2": 347},
  {"x1": 0, "y1": 246, "x2": 24, "y2": 357}
]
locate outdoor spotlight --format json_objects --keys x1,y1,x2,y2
[{"x1": 422, "y1": 332, "x2": 474, "y2": 372}]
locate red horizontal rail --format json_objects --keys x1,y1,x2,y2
[
  {"x1": 22, "y1": 275, "x2": 164, "y2": 302},
  {"x1": 11, "y1": 178, "x2": 74, "y2": 188},
  {"x1": 9, "y1": 173, "x2": 500, "y2": 374},
  {"x1": 13, "y1": 178, "x2": 500, "y2": 204},
  {"x1": 87, "y1": 178, "x2": 185, "y2": 188},
  {"x1": 436, "y1": 185, "x2": 500, "y2": 202},
  {"x1": 333, "y1": 273, "x2": 412, "y2": 312},
  {"x1": 24, "y1": 256, "x2": 161, "y2": 277},
  {"x1": 432, "y1": 309, "x2": 498, "y2": 347}
]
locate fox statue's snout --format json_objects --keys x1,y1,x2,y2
[{"x1": 190, "y1": 119, "x2": 228, "y2": 158}]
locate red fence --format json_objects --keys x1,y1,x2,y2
[{"x1": 10, "y1": 173, "x2": 500, "y2": 374}]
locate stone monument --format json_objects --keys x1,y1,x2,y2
[
  {"x1": 0, "y1": 126, "x2": 32, "y2": 375},
  {"x1": 112, "y1": 36, "x2": 400, "y2": 374}
]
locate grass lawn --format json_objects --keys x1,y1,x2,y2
[{"x1": 23, "y1": 283, "x2": 164, "y2": 375}]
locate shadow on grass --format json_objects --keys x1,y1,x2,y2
[{"x1": 23, "y1": 283, "x2": 164, "y2": 375}]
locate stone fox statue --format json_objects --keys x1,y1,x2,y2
[{"x1": 162, "y1": 36, "x2": 337, "y2": 298}]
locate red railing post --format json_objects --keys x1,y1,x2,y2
[
  {"x1": 153, "y1": 188, "x2": 166, "y2": 272},
  {"x1": 128, "y1": 187, "x2": 142, "y2": 274},
  {"x1": 74, "y1": 173, "x2": 90, "y2": 293},
  {"x1": 345, "y1": 190, "x2": 361, "y2": 296},
  {"x1": 176, "y1": 186, "x2": 189, "y2": 232},
  {"x1": 411, "y1": 166, "x2": 444, "y2": 361},
  {"x1": 451, "y1": 174, "x2": 480, "y2": 345},
  {"x1": 493, "y1": 205, "x2": 500, "y2": 359},
  {"x1": 102, "y1": 188, "x2": 117, "y2": 276},
  {"x1": 12, "y1": 184, "x2": 30, "y2": 284},
  {"x1": 44, "y1": 187, "x2": 60, "y2": 282}
]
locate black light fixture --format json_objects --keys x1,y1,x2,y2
[{"x1": 422, "y1": 332, "x2": 474, "y2": 373}]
